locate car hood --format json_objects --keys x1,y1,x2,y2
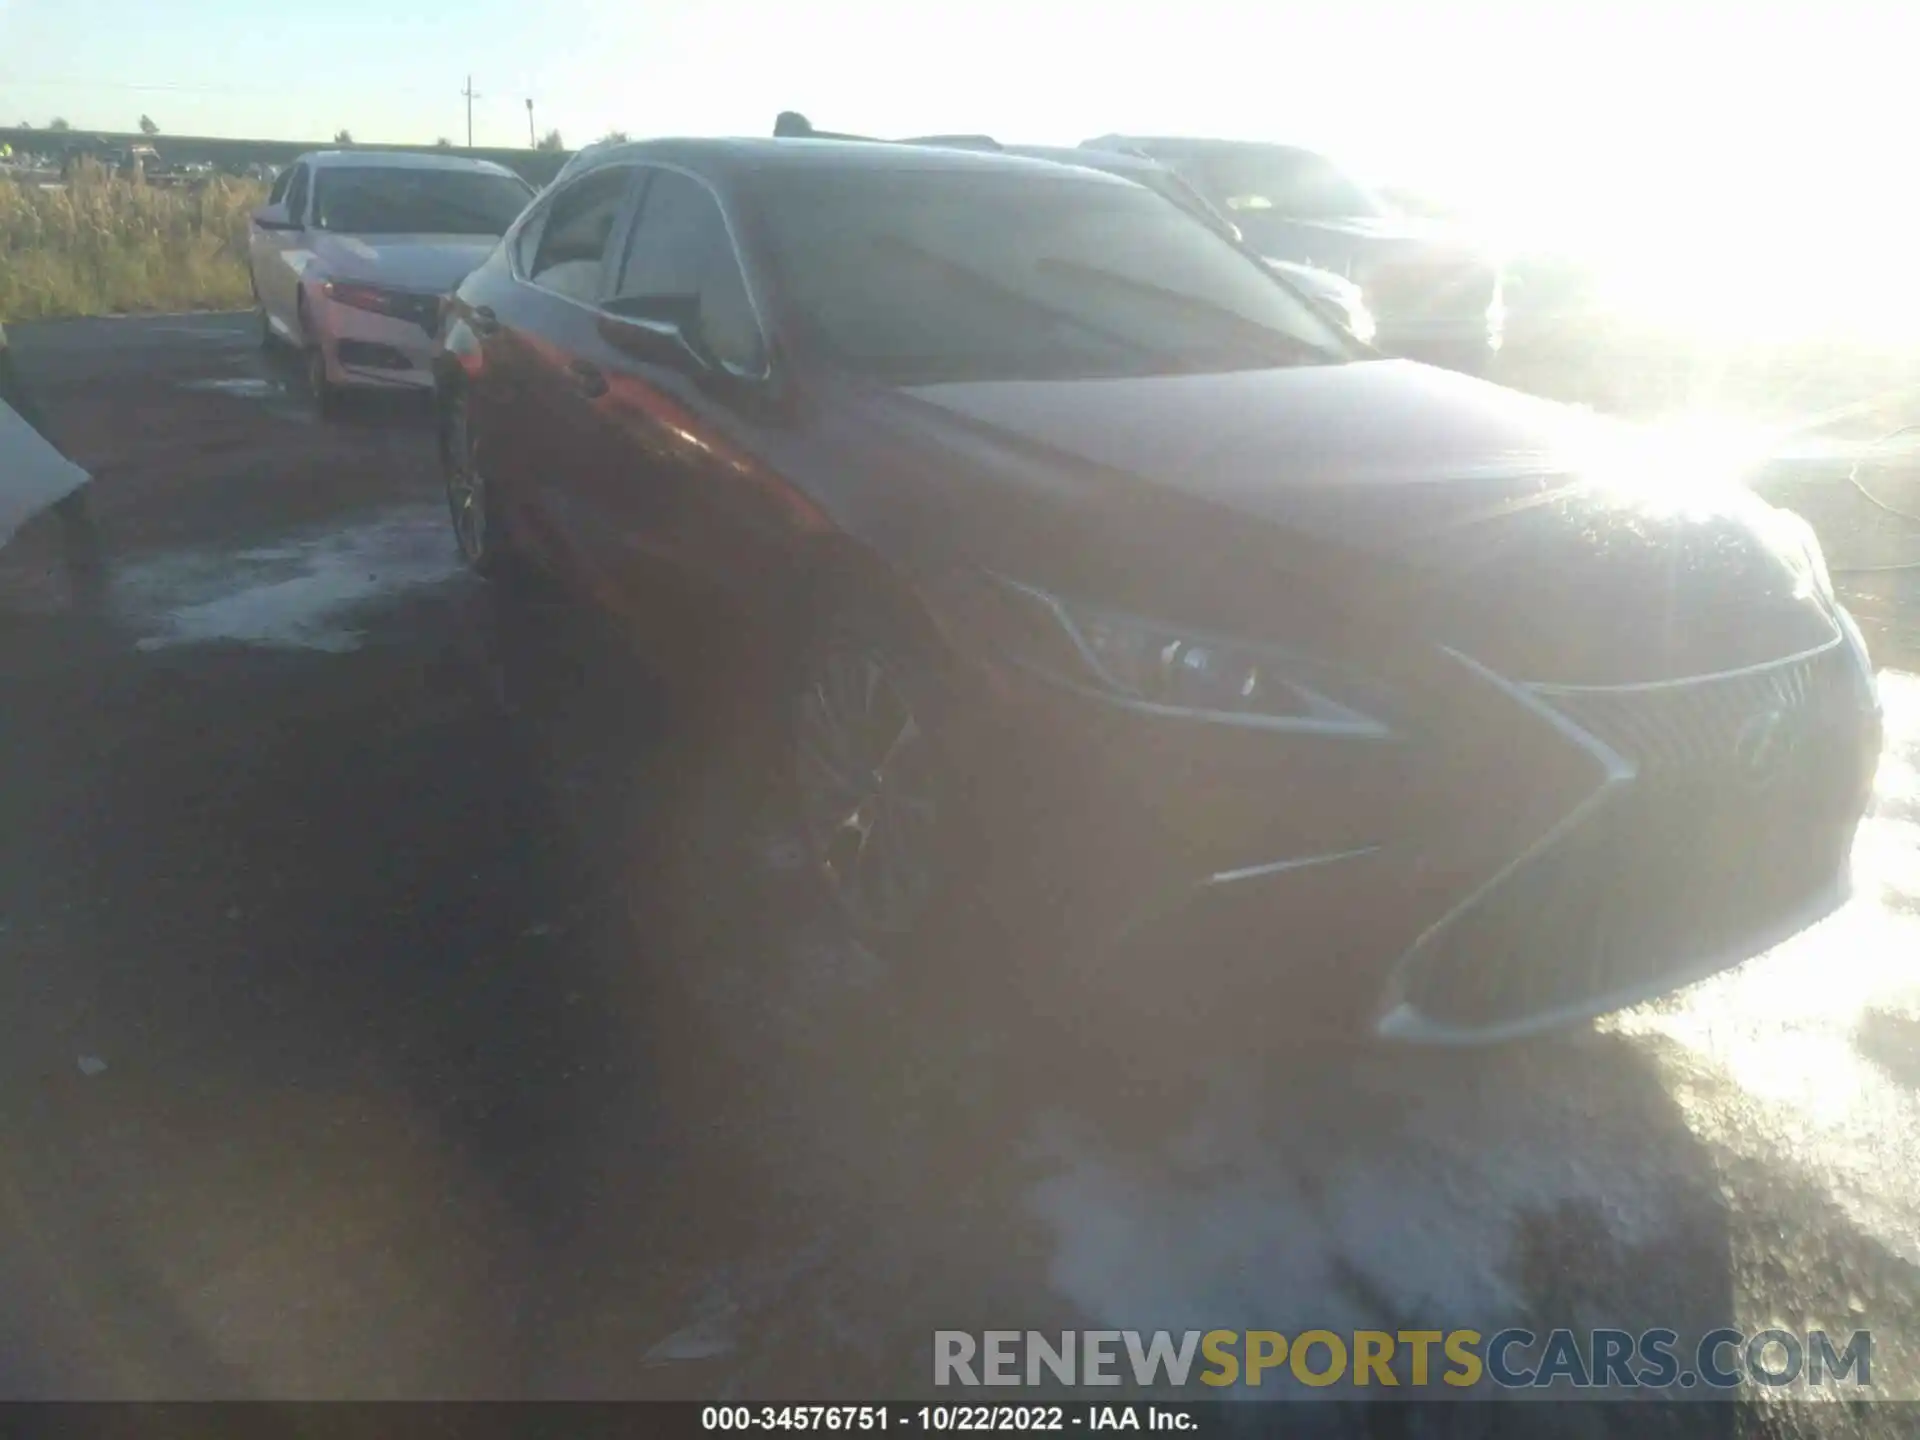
[
  {"x1": 310, "y1": 233, "x2": 498, "y2": 293},
  {"x1": 876, "y1": 360, "x2": 1838, "y2": 687},
  {"x1": 1237, "y1": 212, "x2": 1488, "y2": 277}
]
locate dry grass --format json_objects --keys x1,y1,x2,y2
[{"x1": 0, "y1": 161, "x2": 265, "y2": 323}]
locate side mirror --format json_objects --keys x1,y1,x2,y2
[
  {"x1": 600, "y1": 294, "x2": 709, "y2": 369},
  {"x1": 600, "y1": 294, "x2": 779, "y2": 405},
  {"x1": 252, "y1": 204, "x2": 298, "y2": 232}
]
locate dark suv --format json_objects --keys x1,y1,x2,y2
[
  {"x1": 434, "y1": 137, "x2": 1880, "y2": 1044},
  {"x1": 764, "y1": 114, "x2": 1378, "y2": 343},
  {"x1": 1084, "y1": 136, "x2": 1502, "y2": 373}
]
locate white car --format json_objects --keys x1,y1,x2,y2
[{"x1": 248, "y1": 150, "x2": 535, "y2": 415}]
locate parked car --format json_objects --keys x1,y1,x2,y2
[
  {"x1": 248, "y1": 150, "x2": 535, "y2": 415},
  {"x1": 767, "y1": 115, "x2": 1377, "y2": 343},
  {"x1": 947, "y1": 144, "x2": 1380, "y2": 345},
  {"x1": 1084, "y1": 136, "x2": 1502, "y2": 373},
  {"x1": 434, "y1": 137, "x2": 1882, "y2": 1044},
  {"x1": 90, "y1": 142, "x2": 165, "y2": 182}
]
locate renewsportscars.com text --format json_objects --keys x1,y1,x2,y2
[{"x1": 933, "y1": 1328, "x2": 1873, "y2": 1391}]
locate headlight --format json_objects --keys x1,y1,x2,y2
[
  {"x1": 1341, "y1": 292, "x2": 1377, "y2": 346},
  {"x1": 1767, "y1": 506, "x2": 1834, "y2": 603},
  {"x1": 988, "y1": 576, "x2": 1394, "y2": 737}
]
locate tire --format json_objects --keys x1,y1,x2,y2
[
  {"x1": 784, "y1": 587, "x2": 986, "y2": 966},
  {"x1": 441, "y1": 387, "x2": 515, "y2": 581},
  {"x1": 618, "y1": 585, "x2": 1012, "y2": 1081},
  {"x1": 306, "y1": 343, "x2": 341, "y2": 420},
  {"x1": 251, "y1": 277, "x2": 275, "y2": 350},
  {"x1": 296, "y1": 295, "x2": 340, "y2": 420}
]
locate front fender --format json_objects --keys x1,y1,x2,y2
[
  {"x1": 442, "y1": 317, "x2": 483, "y2": 365},
  {"x1": 436, "y1": 318, "x2": 488, "y2": 395}
]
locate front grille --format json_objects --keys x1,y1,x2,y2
[
  {"x1": 1387, "y1": 640, "x2": 1872, "y2": 1035},
  {"x1": 1530, "y1": 639, "x2": 1867, "y2": 776},
  {"x1": 336, "y1": 340, "x2": 413, "y2": 371},
  {"x1": 1363, "y1": 262, "x2": 1497, "y2": 325}
]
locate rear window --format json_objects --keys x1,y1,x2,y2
[{"x1": 311, "y1": 167, "x2": 535, "y2": 236}]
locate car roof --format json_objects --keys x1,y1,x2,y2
[
  {"x1": 295, "y1": 149, "x2": 525, "y2": 179},
  {"x1": 904, "y1": 136, "x2": 1164, "y2": 175},
  {"x1": 997, "y1": 144, "x2": 1164, "y2": 176},
  {"x1": 748, "y1": 117, "x2": 1178, "y2": 182},
  {"x1": 1084, "y1": 136, "x2": 1334, "y2": 162},
  {"x1": 576, "y1": 136, "x2": 1137, "y2": 184}
]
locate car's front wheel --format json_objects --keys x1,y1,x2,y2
[
  {"x1": 251, "y1": 277, "x2": 275, "y2": 349},
  {"x1": 788, "y1": 595, "x2": 972, "y2": 952},
  {"x1": 442, "y1": 388, "x2": 512, "y2": 580},
  {"x1": 295, "y1": 295, "x2": 340, "y2": 420}
]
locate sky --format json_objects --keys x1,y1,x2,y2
[{"x1": 4, "y1": 0, "x2": 1918, "y2": 339}]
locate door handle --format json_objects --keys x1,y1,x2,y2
[
  {"x1": 567, "y1": 359, "x2": 608, "y2": 399},
  {"x1": 470, "y1": 306, "x2": 500, "y2": 336}
]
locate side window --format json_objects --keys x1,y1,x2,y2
[
  {"x1": 512, "y1": 208, "x2": 550, "y2": 275},
  {"x1": 283, "y1": 165, "x2": 310, "y2": 224},
  {"x1": 528, "y1": 165, "x2": 635, "y2": 303},
  {"x1": 268, "y1": 166, "x2": 292, "y2": 205},
  {"x1": 615, "y1": 169, "x2": 765, "y2": 375}
]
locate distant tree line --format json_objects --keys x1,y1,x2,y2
[{"x1": 14, "y1": 112, "x2": 637, "y2": 159}]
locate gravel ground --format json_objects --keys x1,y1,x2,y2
[{"x1": 0, "y1": 315, "x2": 1917, "y2": 1433}]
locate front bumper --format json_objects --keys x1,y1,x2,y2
[
  {"x1": 313, "y1": 296, "x2": 440, "y2": 391},
  {"x1": 970, "y1": 622, "x2": 1883, "y2": 1044}
]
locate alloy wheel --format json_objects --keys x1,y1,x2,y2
[
  {"x1": 794, "y1": 645, "x2": 940, "y2": 936},
  {"x1": 445, "y1": 398, "x2": 487, "y2": 566}
]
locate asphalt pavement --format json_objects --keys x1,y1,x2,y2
[{"x1": 1, "y1": 313, "x2": 1918, "y2": 1432}]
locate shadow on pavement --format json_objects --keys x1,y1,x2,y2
[
  {"x1": 0, "y1": 563, "x2": 1866, "y2": 1431},
  {"x1": 481, "y1": 591, "x2": 1765, "y2": 1419}
]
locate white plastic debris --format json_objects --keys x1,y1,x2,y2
[
  {"x1": 1, "y1": 400, "x2": 92, "y2": 549},
  {"x1": 642, "y1": 1322, "x2": 736, "y2": 1365},
  {"x1": 77, "y1": 1055, "x2": 107, "y2": 1077}
]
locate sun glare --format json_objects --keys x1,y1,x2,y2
[{"x1": 1318, "y1": 4, "x2": 1920, "y2": 349}]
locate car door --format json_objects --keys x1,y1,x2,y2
[
  {"x1": 565, "y1": 165, "x2": 784, "y2": 641},
  {"x1": 249, "y1": 162, "x2": 296, "y2": 333},
  {"x1": 496, "y1": 161, "x2": 647, "y2": 591},
  {"x1": 258, "y1": 162, "x2": 312, "y2": 337}
]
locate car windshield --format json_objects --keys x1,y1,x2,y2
[
  {"x1": 751, "y1": 169, "x2": 1352, "y2": 385},
  {"x1": 1175, "y1": 149, "x2": 1384, "y2": 224},
  {"x1": 311, "y1": 167, "x2": 533, "y2": 236}
]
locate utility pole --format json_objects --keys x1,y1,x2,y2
[
  {"x1": 461, "y1": 75, "x2": 481, "y2": 148},
  {"x1": 525, "y1": 99, "x2": 535, "y2": 147}
]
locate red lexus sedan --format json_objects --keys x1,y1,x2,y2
[{"x1": 433, "y1": 138, "x2": 1882, "y2": 1044}]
